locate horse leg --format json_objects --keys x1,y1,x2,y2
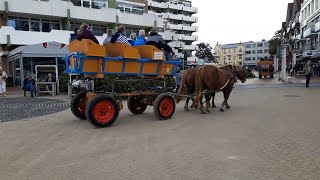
[
  {"x1": 211, "y1": 92, "x2": 216, "y2": 108},
  {"x1": 199, "y1": 95, "x2": 206, "y2": 114},
  {"x1": 184, "y1": 97, "x2": 190, "y2": 111},
  {"x1": 225, "y1": 88, "x2": 233, "y2": 109},
  {"x1": 205, "y1": 94, "x2": 211, "y2": 113},
  {"x1": 220, "y1": 90, "x2": 229, "y2": 112}
]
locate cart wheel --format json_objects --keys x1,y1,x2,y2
[
  {"x1": 270, "y1": 75, "x2": 274, "y2": 78},
  {"x1": 85, "y1": 94, "x2": 119, "y2": 128},
  {"x1": 70, "y1": 91, "x2": 87, "y2": 120},
  {"x1": 127, "y1": 96, "x2": 147, "y2": 114},
  {"x1": 153, "y1": 93, "x2": 175, "y2": 120},
  {"x1": 259, "y1": 74, "x2": 262, "y2": 79}
]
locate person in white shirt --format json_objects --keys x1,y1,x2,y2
[
  {"x1": 103, "y1": 29, "x2": 114, "y2": 45},
  {"x1": 0, "y1": 66, "x2": 8, "y2": 97}
]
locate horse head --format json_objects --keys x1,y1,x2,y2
[{"x1": 233, "y1": 65, "x2": 246, "y2": 83}]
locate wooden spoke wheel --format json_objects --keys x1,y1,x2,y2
[
  {"x1": 153, "y1": 93, "x2": 176, "y2": 120},
  {"x1": 70, "y1": 91, "x2": 87, "y2": 120},
  {"x1": 85, "y1": 95, "x2": 119, "y2": 128},
  {"x1": 127, "y1": 96, "x2": 147, "y2": 115}
]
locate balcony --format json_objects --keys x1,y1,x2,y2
[
  {"x1": 168, "y1": 3, "x2": 183, "y2": 10},
  {"x1": 182, "y1": 15, "x2": 198, "y2": 23},
  {"x1": 0, "y1": 0, "x2": 163, "y2": 28},
  {"x1": 183, "y1": 44, "x2": 198, "y2": 51},
  {"x1": 168, "y1": 41, "x2": 185, "y2": 48},
  {"x1": 167, "y1": 23, "x2": 183, "y2": 30},
  {"x1": 303, "y1": 26, "x2": 318, "y2": 38},
  {"x1": 147, "y1": 0, "x2": 167, "y2": 9},
  {"x1": 315, "y1": 21, "x2": 320, "y2": 32},
  {"x1": 182, "y1": 35, "x2": 198, "y2": 41},
  {"x1": 158, "y1": 31, "x2": 178, "y2": 41},
  {"x1": 182, "y1": 6, "x2": 198, "y2": 14},
  {"x1": 166, "y1": 13, "x2": 183, "y2": 21},
  {"x1": 182, "y1": 25, "x2": 198, "y2": 32}
]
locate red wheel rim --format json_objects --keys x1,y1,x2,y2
[
  {"x1": 159, "y1": 97, "x2": 174, "y2": 118},
  {"x1": 77, "y1": 97, "x2": 86, "y2": 114},
  {"x1": 93, "y1": 101, "x2": 115, "y2": 123}
]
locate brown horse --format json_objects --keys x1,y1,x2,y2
[
  {"x1": 176, "y1": 67, "x2": 199, "y2": 111},
  {"x1": 192, "y1": 65, "x2": 246, "y2": 114}
]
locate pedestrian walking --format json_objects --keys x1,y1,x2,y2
[
  {"x1": 0, "y1": 66, "x2": 8, "y2": 97},
  {"x1": 304, "y1": 61, "x2": 313, "y2": 88}
]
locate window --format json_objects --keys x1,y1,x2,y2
[
  {"x1": 42, "y1": 19, "x2": 60, "y2": 32},
  {"x1": 118, "y1": 2, "x2": 144, "y2": 15},
  {"x1": 30, "y1": 19, "x2": 40, "y2": 32},
  {"x1": 245, "y1": 51, "x2": 251, "y2": 54},
  {"x1": 252, "y1": 57, "x2": 256, "y2": 61},
  {"x1": 246, "y1": 44, "x2": 251, "y2": 48},
  {"x1": 258, "y1": 43, "x2": 263, "y2": 47},
  {"x1": 8, "y1": 16, "x2": 29, "y2": 31},
  {"x1": 264, "y1": 49, "x2": 268, "y2": 53},
  {"x1": 239, "y1": 48, "x2": 242, "y2": 52},
  {"x1": 239, "y1": 56, "x2": 243, "y2": 60},
  {"x1": 245, "y1": 57, "x2": 251, "y2": 61},
  {"x1": 258, "y1": 50, "x2": 263, "y2": 54},
  {"x1": 252, "y1": 50, "x2": 256, "y2": 54},
  {"x1": 92, "y1": 24, "x2": 107, "y2": 36},
  {"x1": 70, "y1": 0, "x2": 106, "y2": 9},
  {"x1": 252, "y1": 44, "x2": 256, "y2": 48}
]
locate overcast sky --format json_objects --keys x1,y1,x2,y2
[{"x1": 192, "y1": 0, "x2": 293, "y2": 45}]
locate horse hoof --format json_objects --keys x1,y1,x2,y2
[
  {"x1": 226, "y1": 106, "x2": 231, "y2": 109},
  {"x1": 206, "y1": 110, "x2": 211, "y2": 113},
  {"x1": 212, "y1": 105, "x2": 216, "y2": 108},
  {"x1": 220, "y1": 109, "x2": 225, "y2": 112},
  {"x1": 184, "y1": 108, "x2": 190, "y2": 111},
  {"x1": 201, "y1": 111, "x2": 206, "y2": 114}
]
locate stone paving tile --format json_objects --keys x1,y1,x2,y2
[
  {"x1": 0, "y1": 87, "x2": 319, "y2": 179},
  {"x1": 0, "y1": 98, "x2": 69, "y2": 122}
]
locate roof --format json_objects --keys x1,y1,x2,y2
[
  {"x1": 8, "y1": 41, "x2": 68, "y2": 57},
  {"x1": 285, "y1": 3, "x2": 294, "y2": 25},
  {"x1": 219, "y1": 43, "x2": 242, "y2": 49}
]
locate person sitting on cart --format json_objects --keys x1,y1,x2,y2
[
  {"x1": 134, "y1": 29, "x2": 146, "y2": 46},
  {"x1": 127, "y1": 33, "x2": 137, "y2": 46},
  {"x1": 146, "y1": 27, "x2": 175, "y2": 61},
  {"x1": 103, "y1": 29, "x2": 114, "y2": 45},
  {"x1": 110, "y1": 26, "x2": 131, "y2": 46},
  {"x1": 76, "y1": 23, "x2": 99, "y2": 44}
]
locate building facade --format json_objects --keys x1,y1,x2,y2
[
  {"x1": 0, "y1": 0, "x2": 198, "y2": 86},
  {"x1": 213, "y1": 43, "x2": 244, "y2": 65},
  {"x1": 147, "y1": 0, "x2": 199, "y2": 64},
  {"x1": 244, "y1": 40, "x2": 270, "y2": 66},
  {"x1": 281, "y1": 0, "x2": 320, "y2": 66}
]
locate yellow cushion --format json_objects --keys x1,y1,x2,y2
[
  {"x1": 134, "y1": 45, "x2": 165, "y2": 60},
  {"x1": 104, "y1": 43, "x2": 140, "y2": 59},
  {"x1": 68, "y1": 39, "x2": 106, "y2": 57}
]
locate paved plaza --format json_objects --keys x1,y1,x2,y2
[{"x1": 0, "y1": 84, "x2": 320, "y2": 180}]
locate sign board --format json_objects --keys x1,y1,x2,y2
[{"x1": 154, "y1": 52, "x2": 164, "y2": 60}]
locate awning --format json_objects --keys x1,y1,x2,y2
[{"x1": 8, "y1": 41, "x2": 68, "y2": 58}]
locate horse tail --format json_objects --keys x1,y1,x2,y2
[
  {"x1": 194, "y1": 66, "x2": 204, "y2": 106},
  {"x1": 176, "y1": 71, "x2": 188, "y2": 103}
]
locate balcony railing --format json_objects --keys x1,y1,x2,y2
[
  {"x1": 315, "y1": 21, "x2": 320, "y2": 32},
  {"x1": 303, "y1": 26, "x2": 318, "y2": 38},
  {"x1": 184, "y1": 45, "x2": 198, "y2": 51},
  {"x1": 182, "y1": 15, "x2": 198, "y2": 23},
  {"x1": 182, "y1": 25, "x2": 198, "y2": 32},
  {"x1": 167, "y1": 23, "x2": 183, "y2": 30},
  {"x1": 158, "y1": 31, "x2": 178, "y2": 41},
  {"x1": 148, "y1": 0, "x2": 167, "y2": 9}
]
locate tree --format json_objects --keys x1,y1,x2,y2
[
  {"x1": 268, "y1": 30, "x2": 282, "y2": 56},
  {"x1": 195, "y1": 43, "x2": 215, "y2": 63}
]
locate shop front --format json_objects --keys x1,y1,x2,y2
[{"x1": 7, "y1": 41, "x2": 68, "y2": 87}]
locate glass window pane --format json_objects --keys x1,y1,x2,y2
[{"x1": 30, "y1": 22, "x2": 40, "y2": 32}]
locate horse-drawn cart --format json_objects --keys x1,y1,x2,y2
[{"x1": 64, "y1": 40, "x2": 181, "y2": 128}]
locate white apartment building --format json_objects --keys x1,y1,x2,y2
[
  {"x1": 244, "y1": 40, "x2": 270, "y2": 66},
  {"x1": 147, "y1": 0, "x2": 199, "y2": 64}
]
